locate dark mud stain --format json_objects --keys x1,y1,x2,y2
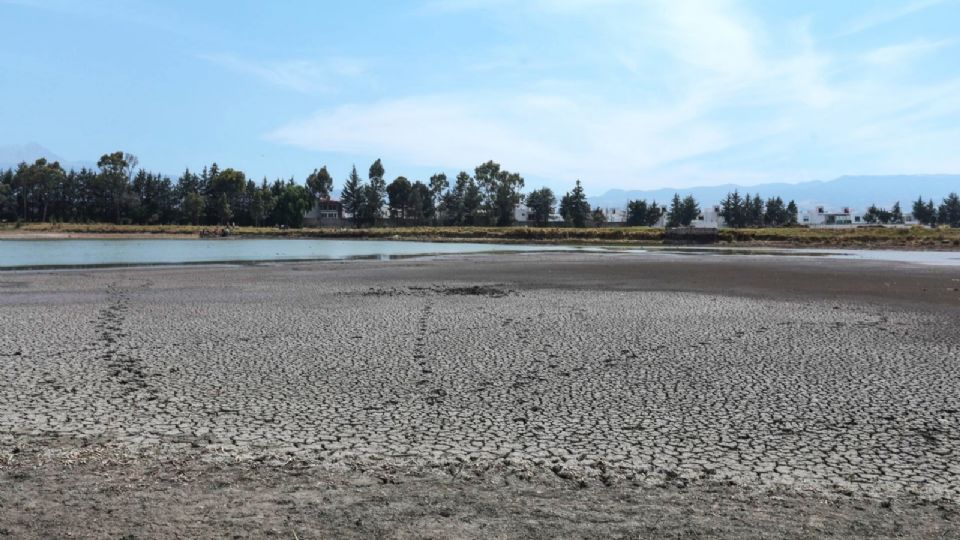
[{"x1": 361, "y1": 284, "x2": 516, "y2": 298}]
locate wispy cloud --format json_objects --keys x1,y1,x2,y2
[
  {"x1": 835, "y1": 0, "x2": 945, "y2": 37},
  {"x1": 863, "y1": 38, "x2": 955, "y2": 65},
  {"x1": 200, "y1": 54, "x2": 367, "y2": 94},
  {"x1": 267, "y1": 0, "x2": 960, "y2": 188}
]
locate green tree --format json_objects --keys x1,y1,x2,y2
[
  {"x1": 0, "y1": 171, "x2": 13, "y2": 221},
  {"x1": 525, "y1": 187, "x2": 556, "y2": 226},
  {"x1": 864, "y1": 204, "x2": 893, "y2": 224},
  {"x1": 667, "y1": 193, "x2": 699, "y2": 227},
  {"x1": 407, "y1": 181, "x2": 434, "y2": 224},
  {"x1": 890, "y1": 201, "x2": 903, "y2": 224},
  {"x1": 719, "y1": 190, "x2": 745, "y2": 228},
  {"x1": 341, "y1": 165, "x2": 365, "y2": 227},
  {"x1": 626, "y1": 199, "x2": 664, "y2": 226},
  {"x1": 366, "y1": 159, "x2": 387, "y2": 225},
  {"x1": 273, "y1": 182, "x2": 312, "y2": 228},
  {"x1": 939, "y1": 192, "x2": 960, "y2": 227},
  {"x1": 97, "y1": 151, "x2": 138, "y2": 224},
  {"x1": 747, "y1": 194, "x2": 764, "y2": 226},
  {"x1": 912, "y1": 196, "x2": 937, "y2": 226},
  {"x1": 14, "y1": 158, "x2": 66, "y2": 222},
  {"x1": 306, "y1": 166, "x2": 334, "y2": 203},
  {"x1": 591, "y1": 207, "x2": 606, "y2": 227},
  {"x1": 429, "y1": 173, "x2": 448, "y2": 222},
  {"x1": 182, "y1": 192, "x2": 205, "y2": 225},
  {"x1": 462, "y1": 174, "x2": 483, "y2": 225},
  {"x1": 763, "y1": 196, "x2": 790, "y2": 227},
  {"x1": 387, "y1": 176, "x2": 412, "y2": 221},
  {"x1": 209, "y1": 168, "x2": 246, "y2": 224},
  {"x1": 559, "y1": 180, "x2": 590, "y2": 227},
  {"x1": 250, "y1": 180, "x2": 276, "y2": 227},
  {"x1": 474, "y1": 161, "x2": 524, "y2": 226},
  {"x1": 786, "y1": 200, "x2": 799, "y2": 225}
]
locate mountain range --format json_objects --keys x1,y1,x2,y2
[{"x1": 0, "y1": 143, "x2": 97, "y2": 172}]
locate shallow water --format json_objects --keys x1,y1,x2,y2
[
  {"x1": 1, "y1": 238, "x2": 959, "y2": 269},
  {"x1": 0, "y1": 238, "x2": 582, "y2": 269}
]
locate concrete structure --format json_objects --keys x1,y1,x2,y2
[
  {"x1": 513, "y1": 205, "x2": 564, "y2": 224},
  {"x1": 595, "y1": 206, "x2": 628, "y2": 224},
  {"x1": 799, "y1": 206, "x2": 864, "y2": 227},
  {"x1": 303, "y1": 200, "x2": 344, "y2": 227},
  {"x1": 692, "y1": 205, "x2": 724, "y2": 228}
]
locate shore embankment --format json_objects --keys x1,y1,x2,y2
[{"x1": 2, "y1": 222, "x2": 960, "y2": 250}]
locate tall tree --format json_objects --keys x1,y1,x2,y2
[
  {"x1": 474, "y1": 161, "x2": 524, "y2": 226},
  {"x1": 182, "y1": 192, "x2": 205, "y2": 225},
  {"x1": 97, "y1": 151, "x2": 137, "y2": 224},
  {"x1": 785, "y1": 200, "x2": 799, "y2": 225},
  {"x1": 306, "y1": 166, "x2": 334, "y2": 203},
  {"x1": 366, "y1": 159, "x2": 386, "y2": 224},
  {"x1": 939, "y1": 192, "x2": 960, "y2": 227},
  {"x1": 764, "y1": 196, "x2": 790, "y2": 227},
  {"x1": 249, "y1": 179, "x2": 276, "y2": 227},
  {"x1": 559, "y1": 180, "x2": 590, "y2": 227},
  {"x1": 341, "y1": 165, "x2": 364, "y2": 227},
  {"x1": 667, "y1": 193, "x2": 699, "y2": 227},
  {"x1": 407, "y1": 181, "x2": 434, "y2": 225},
  {"x1": 912, "y1": 196, "x2": 937, "y2": 226},
  {"x1": 890, "y1": 201, "x2": 903, "y2": 224},
  {"x1": 626, "y1": 199, "x2": 664, "y2": 226},
  {"x1": 429, "y1": 173, "x2": 448, "y2": 214},
  {"x1": 525, "y1": 187, "x2": 556, "y2": 226},
  {"x1": 273, "y1": 182, "x2": 313, "y2": 228},
  {"x1": 210, "y1": 168, "x2": 246, "y2": 224},
  {"x1": 719, "y1": 190, "x2": 745, "y2": 228},
  {"x1": 387, "y1": 176, "x2": 412, "y2": 221}
]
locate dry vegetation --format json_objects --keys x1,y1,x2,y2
[{"x1": 3, "y1": 222, "x2": 960, "y2": 249}]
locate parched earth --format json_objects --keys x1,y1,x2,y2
[{"x1": 1, "y1": 251, "x2": 959, "y2": 538}]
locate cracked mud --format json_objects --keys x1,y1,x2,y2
[{"x1": 1, "y1": 251, "x2": 959, "y2": 537}]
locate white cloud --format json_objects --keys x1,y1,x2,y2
[
  {"x1": 200, "y1": 54, "x2": 366, "y2": 94},
  {"x1": 864, "y1": 38, "x2": 955, "y2": 65},
  {"x1": 267, "y1": 0, "x2": 960, "y2": 190},
  {"x1": 836, "y1": 0, "x2": 946, "y2": 37}
]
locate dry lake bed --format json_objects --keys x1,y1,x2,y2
[{"x1": 1, "y1": 250, "x2": 959, "y2": 538}]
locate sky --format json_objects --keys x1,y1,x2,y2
[{"x1": 1, "y1": 0, "x2": 959, "y2": 195}]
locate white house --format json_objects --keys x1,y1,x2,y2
[
  {"x1": 513, "y1": 205, "x2": 563, "y2": 224},
  {"x1": 799, "y1": 206, "x2": 864, "y2": 227},
  {"x1": 595, "y1": 206, "x2": 628, "y2": 223},
  {"x1": 692, "y1": 205, "x2": 725, "y2": 228}
]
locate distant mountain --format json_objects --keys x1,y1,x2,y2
[
  {"x1": 0, "y1": 143, "x2": 97, "y2": 171},
  {"x1": 588, "y1": 175, "x2": 960, "y2": 212}
]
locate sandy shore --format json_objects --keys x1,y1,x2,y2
[{"x1": 1, "y1": 252, "x2": 959, "y2": 537}]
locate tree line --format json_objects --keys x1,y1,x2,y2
[
  {"x1": 0, "y1": 153, "x2": 318, "y2": 227},
  {"x1": 2, "y1": 152, "x2": 958, "y2": 228}
]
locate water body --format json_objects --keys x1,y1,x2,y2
[
  {"x1": 0, "y1": 238, "x2": 584, "y2": 269},
  {"x1": 1, "y1": 238, "x2": 959, "y2": 269}
]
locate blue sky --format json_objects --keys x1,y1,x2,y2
[{"x1": 1, "y1": 0, "x2": 958, "y2": 194}]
